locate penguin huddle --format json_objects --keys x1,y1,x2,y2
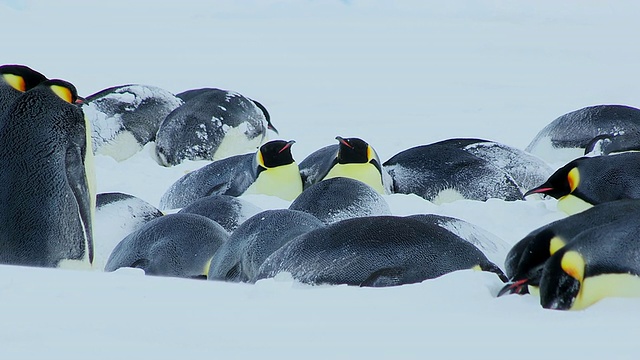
[{"x1": 6, "y1": 63, "x2": 640, "y2": 312}]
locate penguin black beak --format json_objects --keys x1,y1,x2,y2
[
  {"x1": 278, "y1": 140, "x2": 295, "y2": 154},
  {"x1": 523, "y1": 186, "x2": 554, "y2": 199},
  {"x1": 497, "y1": 279, "x2": 530, "y2": 297},
  {"x1": 75, "y1": 96, "x2": 85, "y2": 105},
  {"x1": 268, "y1": 122, "x2": 279, "y2": 135},
  {"x1": 336, "y1": 136, "x2": 354, "y2": 149}
]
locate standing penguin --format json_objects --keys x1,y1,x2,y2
[
  {"x1": 0, "y1": 79, "x2": 95, "y2": 268},
  {"x1": 159, "y1": 139, "x2": 302, "y2": 209},
  {"x1": 298, "y1": 136, "x2": 390, "y2": 194},
  {"x1": 524, "y1": 152, "x2": 640, "y2": 215},
  {"x1": 155, "y1": 88, "x2": 273, "y2": 166},
  {"x1": 539, "y1": 217, "x2": 640, "y2": 310},
  {"x1": 0, "y1": 64, "x2": 48, "y2": 115}
]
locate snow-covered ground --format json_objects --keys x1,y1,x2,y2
[{"x1": 2, "y1": 1, "x2": 640, "y2": 358}]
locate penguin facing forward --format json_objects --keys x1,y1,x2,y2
[
  {"x1": 82, "y1": 84, "x2": 184, "y2": 161},
  {"x1": 208, "y1": 209, "x2": 324, "y2": 283},
  {"x1": 93, "y1": 192, "x2": 164, "y2": 270},
  {"x1": 433, "y1": 138, "x2": 553, "y2": 193},
  {"x1": 155, "y1": 88, "x2": 273, "y2": 166},
  {"x1": 498, "y1": 199, "x2": 640, "y2": 297},
  {"x1": 159, "y1": 139, "x2": 302, "y2": 210},
  {"x1": 255, "y1": 216, "x2": 507, "y2": 287},
  {"x1": 524, "y1": 152, "x2": 640, "y2": 215},
  {"x1": 539, "y1": 217, "x2": 640, "y2": 310},
  {"x1": 383, "y1": 143, "x2": 523, "y2": 204},
  {"x1": 0, "y1": 64, "x2": 47, "y2": 115},
  {"x1": 298, "y1": 136, "x2": 390, "y2": 194},
  {"x1": 289, "y1": 177, "x2": 391, "y2": 225},
  {"x1": 0, "y1": 79, "x2": 95, "y2": 268},
  {"x1": 178, "y1": 194, "x2": 262, "y2": 233},
  {"x1": 104, "y1": 213, "x2": 228, "y2": 278},
  {"x1": 526, "y1": 104, "x2": 640, "y2": 164}
]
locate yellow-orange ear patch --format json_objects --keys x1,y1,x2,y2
[
  {"x1": 549, "y1": 236, "x2": 566, "y2": 255},
  {"x1": 50, "y1": 84, "x2": 73, "y2": 103},
  {"x1": 567, "y1": 167, "x2": 580, "y2": 192},
  {"x1": 256, "y1": 149, "x2": 265, "y2": 168},
  {"x1": 3, "y1": 74, "x2": 26, "y2": 92},
  {"x1": 561, "y1": 250, "x2": 585, "y2": 282},
  {"x1": 366, "y1": 145, "x2": 372, "y2": 161}
]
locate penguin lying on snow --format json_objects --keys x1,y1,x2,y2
[
  {"x1": 298, "y1": 136, "x2": 391, "y2": 194},
  {"x1": 208, "y1": 209, "x2": 324, "y2": 283},
  {"x1": 255, "y1": 215, "x2": 507, "y2": 287},
  {"x1": 524, "y1": 152, "x2": 640, "y2": 215},
  {"x1": 159, "y1": 139, "x2": 302, "y2": 210},
  {"x1": 498, "y1": 199, "x2": 640, "y2": 297},
  {"x1": 93, "y1": 192, "x2": 164, "y2": 270},
  {"x1": 432, "y1": 138, "x2": 553, "y2": 193},
  {"x1": 539, "y1": 217, "x2": 640, "y2": 310},
  {"x1": 0, "y1": 64, "x2": 48, "y2": 115},
  {"x1": 0, "y1": 79, "x2": 95, "y2": 268},
  {"x1": 104, "y1": 213, "x2": 228, "y2": 278},
  {"x1": 82, "y1": 84, "x2": 184, "y2": 161},
  {"x1": 526, "y1": 104, "x2": 640, "y2": 164},
  {"x1": 178, "y1": 194, "x2": 262, "y2": 233},
  {"x1": 383, "y1": 143, "x2": 523, "y2": 203},
  {"x1": 155, "y1": 88, "x2": 277, "y2": 166},
  {"x1": 289, "y1": 177, "x2": 391, "y2": 225}
]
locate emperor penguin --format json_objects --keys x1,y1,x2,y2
[
  {"x1": 0, "y1": 64, "x2": 48, "y2": 115},
  {"x1": 0, "y1": 79, "x2": 95, "y2": 268},
  {"x1": 298, "y1": 136, "x2": 390, "y2": 194},
  {"x1": 155, "y1": 88, "x2": 273, "y2": 166},
  {"x1": 498, "y1": 199, "x2": 640, "y2": 297},
  {"x1": 82, "y1": 84, "x2": 184, "y2": 161},
  {"x1": 104, "y1": 213, "x2": 228, "y2": 278},
  {"x1": 524, "y1": 152, "x2": 640, "y2": 215},
  {"x1": 255, "y1": 216, "x2": 507, "y2": 287},
  {"x1": 383, "y1": 143, "x2": 523, "y2": 203},
  {"x1": 208, "y1": 209, "x2": 324, "y2": 283},
  {"x1": 539, "y1": 216, "x2": 640, "y2": 310},
  {"x1": 159, "y1": 139, "x2": 302, "y2": 210},
  {"x1": 526, "y1": 104, "x2": 640, "y2": 164}
]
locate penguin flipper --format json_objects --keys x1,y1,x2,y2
[
  {"x1": 65, "y1": 146, "x2": 94, "y2": 264},
  {"x1": 360, "y1": 267, "x2": 406, "y2": 287}
]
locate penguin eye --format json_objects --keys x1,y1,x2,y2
[
  {"x1": 567, "y1": 167, "x2": 580, "y2": 192},
  {"x1": 560, "y1": 250, "x2": 585, "y2": 282},
  {"x1": 2, "y1": 74, "x2": 26, "y2": 92},
  {"x1": 50, "y1": 84, "x2": 74, "y2": 103}
]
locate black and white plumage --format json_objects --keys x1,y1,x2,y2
[
  {"x1": 255, "y1": 216, "x2": 507, "y2": 287},
  {"x1": 208, "y1": 209, "x2": 324, "y2": 283},
  {"x1": 83, "y1": 84, "x2": 183, "y2": 161},
  {"x1": 155, "y1": 88, "x2": 274, "y2": 166}
]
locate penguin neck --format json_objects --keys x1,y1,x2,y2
[
  {"x1": 243, "y1": 162, "x2": 303, "y2": 201},
  {"x1": 324, "y1": 162, "x2": 385, "y2": 194}
]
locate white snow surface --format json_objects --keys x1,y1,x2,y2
[{"x1": 3, "y1": 0, "x2": 640, "y2": 358}]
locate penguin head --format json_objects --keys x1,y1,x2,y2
[
  {"x1": 256, "y1": 139, "x2": 296, "y2": 172},
  {"x1": 0, "y1": 64, "x2": 47, "y2": 92},
  {"x1": 251, "y1": 99, "x2": 278, "y2": 134},
  {"x1": 41, "y1": 79, "x2": 80, "y2": 104},
  {"x1": 524, "y1": 158, "x2": 593, "y2": 214},
  {"x1": 498, "y1": 229, "x2": 567, "y2": 296},
  {"x1": 539, "y1": 249, "x2": 584, "y2": 310},
  {"x1": 336, "y1": 136, "x2": 373, "y2": 164}
]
